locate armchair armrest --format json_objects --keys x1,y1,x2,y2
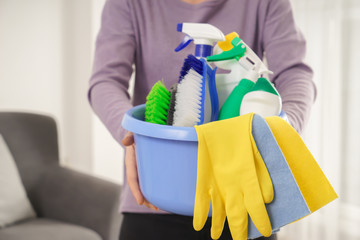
[{"x1": 36, "y1": 166, "x2": 122, "y2": 240}]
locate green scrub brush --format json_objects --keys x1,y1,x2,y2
[{"x1": 145, "y1": 81, "x2": 171, "y2": 125}]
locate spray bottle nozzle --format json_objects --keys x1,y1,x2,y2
[
  {"x1": 177, "y1": 23, "x2": 183, "y2": 32},
  {"x1": 175, "y1": 23, "x2": 225, "y2": 58},
  {"x1": 174, "y1": 23, "x2": 194, "y2": 52},
  {"x1": 208, "y1": 34, "x2": 273, "y2": 76}
]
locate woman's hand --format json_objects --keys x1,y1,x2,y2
[{"x1": 122, "y1": 132, "x2": 158, "y2": 210}]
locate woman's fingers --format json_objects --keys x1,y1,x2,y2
[
  {"x1": 122, "y1": 132, "x2": 134, "y2": 146},
  {"x1": 125, "y1": 144, "x2": 143, "y2": 205},
  {"x1": 125, "y1": 144, "x2": 158, "y2": 210},
  {"x1": 143, "y1": 200, "x2": 159, "y2": 211}
]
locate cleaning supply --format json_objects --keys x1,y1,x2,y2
[
  {"x1": 175, "y1": 23, "x2": 225, "y2": 58},
  {"x1": 194, "y1": 113, "x2": 273, "y2": 240},
  {"x1": 265, "y1": 116, "x2": 338, "y2": 212},
  {"x1": 209, "y1": 32, "x2": 249, "y2": 109},
  {"x1": 240, "y1": 78, "x2": 282, "y2": 118},
  {"x1": 166, "y1": 83, "x2": 178, "y2": 125},
  {"x1": 122, "y1": 104, "x2": 200, "y2": 216},
  {"x1": 207, "y1": 33, "x2": 282, "y2": 120},
  {"x1": 208, "y1": 32, "x2": 272, "y2": 77},
  {"x1": 217, "y1": 76, "x2": 256, "y2": 120},
  {"x1": 173, "y1": 55, "x2": 206, "y2": 127},
  {"x1": 249, "y1": 115, "x2": 311, "y2": 238},
  {"x1": 122, "y1": 105, "x2": 337, "y2": 238},
  {"x1": 175, "y1": 23, "x2": 223, "y2": 123},
  {"x1": 144, "y1": 81, "x2": 171, "y2": 125},
  {"x1": 192, "y1": 113, "x2": 337, "y2": 239}
]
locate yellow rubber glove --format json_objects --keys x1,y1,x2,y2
[
  {"x1": 194, "y1": 113, "x2": 274, "y2": 240},
  {"x1": 265, "y1": 116, "x2": 338, "y2": 212}
]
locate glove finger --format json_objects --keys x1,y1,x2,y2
[
  {"x1": 210, "y1": 188, "x2": 226, "y2": 239},
  {"x1": 225, "y1": 194, "x2": 248, "y2": 240},
  {"x1": 252, "y1": 139, "x2": 274, "y2": 203},
  {"x1": 193, "y1": 127, "x2": 212, "y2": 231},
  {"x1": 250, "y1": 118, "x2": 274, "y2": 203},
  {"x1": 244, "y1": 188, "x2": 272, "y2": 237},
  {"x1": 193, "y1": 190, "x2": 211, "y2": 231}
]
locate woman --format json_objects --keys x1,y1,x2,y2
[{"x1": 88, "y1": 0, "x2": 316, "y2": 239}]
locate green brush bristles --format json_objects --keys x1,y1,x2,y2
[{"x1": 145, "y1": 81, "x2": 171, "y2": 125}]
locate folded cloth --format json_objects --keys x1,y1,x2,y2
[
  {"x1": 248, "y1": 115, "x2": 310, "y2": 239},
  {"x1": 265, "y1": 116, "x2": 338, "y2": 213}
]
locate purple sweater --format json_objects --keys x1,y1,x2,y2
[{"x1": 88, "y1": 0, "x2": 316, "y2": 214}]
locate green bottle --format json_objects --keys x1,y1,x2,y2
[{"x1": 218, "y1": 78, "x2": 255, "y2": 120}]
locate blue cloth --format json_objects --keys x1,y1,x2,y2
[{"x1": 247, "y1": 115, "x2": 310, "y2": 239}]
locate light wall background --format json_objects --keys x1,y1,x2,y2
[
  {"x1": 278, "y1": 0, "x2": 360, "y2": 239},
  {"x1": 0, "y1": 0, "x2": 123, "y2": 184},
  {"x1": 0, "y1": 0, "x2": 359, "y2": 239}
]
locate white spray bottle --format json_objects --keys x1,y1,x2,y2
[
  {"x1": 210, "y1": 32, "x2": 248, "y2": 109},
  {"x1": 207, "y1": 32, "x2": 282, "y2": 119},
  {"x1": 175, "y1": 23, "x2": 225, "y2": 123}
]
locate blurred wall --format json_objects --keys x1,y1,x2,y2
[
  {"x1": 0, "y1": 1, "x2": 64, "y2": 128},
  {"x1": 0, "y1": 0, "x2": 124, "y2": 184},
  {"x1": 279, "y1": 0, "x2": 360, "y2": 239}
]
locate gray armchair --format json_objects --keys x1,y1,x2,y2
[{"x1": 0, "y1": 112, "x2": 122, "y2": 240}]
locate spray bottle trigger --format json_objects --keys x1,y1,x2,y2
[
  {"x1": 231, "y1": 37, "x2": 242, "y2": 47},
  {"x1": 175, "y1": 35, "x2": 193, "y2": 52},
  {"x1": 207, "y1": 43, "x2": 246, "y2": 62}
]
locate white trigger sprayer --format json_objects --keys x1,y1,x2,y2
[
  {"x1": 175, "y1": 23, "x2": 225, "y2": 122},
  {"x1": 207, "y1": 32, "x2": 282, "y2": 119},
  {"x1": 175, "y1": 23, "x2": 225, "y2": 58}
]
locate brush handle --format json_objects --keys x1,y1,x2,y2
[{"x1": 218, "y1": 79, "x2": 255, "y2": 120}]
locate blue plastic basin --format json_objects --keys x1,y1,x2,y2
[
  {"x1": 122, "y1": 105, "x2": 313, "y2": 239},
  {"x1": 122, "y1": 104, "x2": 199, "y2": 216}
]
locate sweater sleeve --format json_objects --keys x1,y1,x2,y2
[
  {"x1": 88, "y1": 0, "x2": 135, "y2": 144},
  {"x1": 262, "y1": 0, "x2": 317, "y2": 133}
]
